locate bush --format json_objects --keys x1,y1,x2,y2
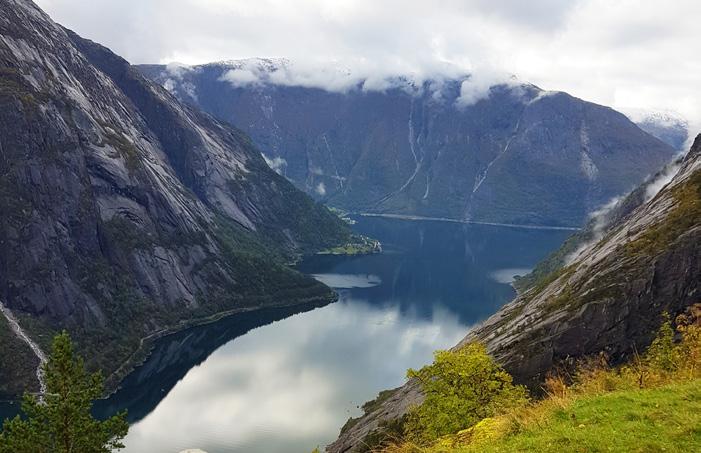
[{"x1": 404, "y1": 342, "x2": 529, "y2": 444}]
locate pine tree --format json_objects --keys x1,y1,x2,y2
[{"x1": 0, "y1": 332, "x2": 128, "y2": 453}]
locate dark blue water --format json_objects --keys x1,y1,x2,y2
[{"x1": 2, "y1": 216, "x2": 570, "y2": 452}]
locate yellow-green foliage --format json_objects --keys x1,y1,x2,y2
[
  {"x1": 375, "y1": 312, "x2": 701, "y2": 453},
  {"x1": 403, "y1": 343, "x2": 529, "y2": 445},
  {"x1": 625, "y1": 169, "x2": 701, "y2": 257},
  {"x1": 445, "y1": 380, "x2": 701, "y2": 453}
]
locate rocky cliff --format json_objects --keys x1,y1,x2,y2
[
  {"x1": 329, "y1": 134, "x2": 700, "y2": 452},
  {"x1": 139, "y1": 60, "x2": 676, "y2": 227},
  {"x1": 0, "y1": 0, "x2": 349, "y2": 396}
]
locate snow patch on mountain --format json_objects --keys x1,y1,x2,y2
[{"x1": 623, "y1": 108, "x2": 689, "y2": 151}]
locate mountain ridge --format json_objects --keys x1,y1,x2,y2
[
  {"x1": 139, "y1": 60, "x2": 676, "y2": 228},
  {"x1": 0, "y1": 0, "x2": 349, "y2": 396}
]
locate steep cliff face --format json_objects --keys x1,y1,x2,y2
[
  {"x1": 0, "y1": 0, "x2": 348, "y2": 395},
  {"x1": 329, "y1": 135, "x2": 700, "y2": 452},
  {"x1": 139, "y1": 61, "x2": 676, "y2": 227}
]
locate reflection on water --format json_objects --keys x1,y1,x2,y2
[
  {"x1": 310, "y1": 273, "x2": 382, "y2": 288},
  {"x1": 1, "y1": 217, "x2": 571, "y2": 452},
  {"x1": 490, "y1": 268, "x2": 532, "y2": 284},
  {"x1": 114, "y1": 301, "x2": 468, "y2": 453}
]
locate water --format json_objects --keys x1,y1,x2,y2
[{"x1": 2, "y1": 216, "x2": 570, "y2": 452}]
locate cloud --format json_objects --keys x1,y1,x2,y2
[
  {"x1": 315, "y1": 182, "x2": 326, "y2": 196},
  {"x1": 120, "y1": 301, "x2": 468, "y2": 453},
  {"x1": 217, "y1": 58, "x2": 473, "y2": 95},
  {"x1": 36, "y1": 0, "x2": 701, "y2": 133},
  {"x1": 565, "y1": 151, "x2": 687, "y2": 264},
  {"x1": 456, "y1": 71, "x2": 517, "y2": 106},
  {"x1": 565, "y1": 195, "x2": 622, "y2": 263},
  {"x1": 162, "y1": 62, "x2": 199, "y2": 100},
  {"x1": 220, "y1": 68, "x2": 261, "y2": 87},
  {"x1": 644, "y1": 157, "x2": 684, "y2": 201},
  {"x1": 261, "y1": 153, "x2": 287, "y2": 174}
]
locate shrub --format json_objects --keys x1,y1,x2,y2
[{"x1": 404, "y1": 342, "x2": 529, "y2": 444}]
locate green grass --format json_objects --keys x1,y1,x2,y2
[
  {"x1": 372, "y1": 319, "x2": 701, "y2": 453},
  {"x1": 454, "y1": 380, "x2": 701, "y2": 453}
]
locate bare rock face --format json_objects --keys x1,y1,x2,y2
[
  {"x1": 329, "y1": 135, "x2": 701, "y2": 452},
  {"x1": 0, "y1": 0, "x2": 348, "y2": 393},
  {"x1": 139, "y1": 61, "x2": 676, "y2": 228}
]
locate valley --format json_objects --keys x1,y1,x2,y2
[
  {"x1": 56, "y1": 216, "x2": 570, "y2": 452},
  {"x1": 0, "y1": 2, "x2": 699, "y2": 453}
]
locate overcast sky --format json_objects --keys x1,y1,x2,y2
[{"x1": 35, "y1": 0, "x2": 700, "y2": 135}]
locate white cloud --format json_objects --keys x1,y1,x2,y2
[
  {"x1": 36, "y1": 0, "x2": 701, "y2": 135},
  {"x1": 261, "y1": 153, "x2": 287, "y2": 174},
  {"x1": 644, "y1": 157, "x2": 684, "y2": 201},
  {"x1": 456, "y1": 71, "x2": 517, "y2": 106},
  {"x1": 217, "y1": 58, "x2": 472, "y2": 95},
  {"x1": 315, "y1": 182, "x2": 326, "y2": 196},
  {"x1": 220, "y1": 68, "x2": 261, "y2": 87},
  {"x1": 119, "y1": 301, "x2": 468, "y2": 453},
  {"x1": 163, "y1": 62, "x2": 199, "y2": 100},
  {"x1": 565, "y1": 195, "x2": 622, "y2": 263}
]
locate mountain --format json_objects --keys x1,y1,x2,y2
[
  {"x1": 625, "y1": 109, "x2": 690, "y2": 151},
  {"x1": 513, "y1": 152, "x2": 686, "y2": 293},
  {"x1": 0, "y1": 0, "x2": 349, "y2": 396},
  {"x1": 329, "y1": 134, "x2": 701, "y2": 452},
  {"x1": 139, "y1": 59, "x2": 676, "y2": 228}
]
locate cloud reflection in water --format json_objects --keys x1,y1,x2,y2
[{"x1": 121, "y1": 297, "x2": 467, "y2": 453}]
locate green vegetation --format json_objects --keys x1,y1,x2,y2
[
  {"x1": 404, "y1": 344, "x2": 528, "y2": 444},
  {"x1": 362, "y1": 311, "x2": 701, "y2": 453},
  {"x1": 440, "y1": 381, "x2": 701, "y2": 453},
  {"x1": 224, "y1": 152, "x2": 351, "y2": 254},
  {"x1": 100, "y1": 128, "x2": 141, "y2": 173},
  {"x1": 625, "y1": 169, "x2": 701, "y2": 257},
  {"x1": 101, "y1": 217, "x2": 155, "y2": 251},
  {"x1": 318, "y1": 234, "x2": 381, "y2": 256},
  {"x1": 513, "y1": 231, "x2": 588, "y2": 293},
  {"x1": 341, "y1": 389, "x2": 397, "y2": 436},
  {"x1": 0, "y1": 316, "x2": 38, "y2": 397},
  {"x1": 0, "y1": 332, "x2": 128, "y2": 453},
  {"x1": 327, "y1": 207, "x2": 357, "y2": 225},
  {"x1": 0, "y1": 67, "x2": 48, "y2": 109}
]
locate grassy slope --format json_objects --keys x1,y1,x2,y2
[
  {"x1": 376, "y1": 317, "x2": 701, "y2": 453},
  {"x1": 451, "y1": 380, "x2": 701, "y2": 453}
]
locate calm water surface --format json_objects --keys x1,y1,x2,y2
[{"x1": 3, "y1": 217, "x2": 571, "y2": 452}]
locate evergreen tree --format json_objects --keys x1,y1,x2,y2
[{"x1": 0, "y1": 332, "x2": 128, "y2": 453}]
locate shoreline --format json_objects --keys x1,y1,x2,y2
[
  {"x1": 0, "y1": 291, "x2": 337, "y2": 405},
  {"x1": 101, "y1": 291, "x2": 337, "y2": 398},
  {"x1": 353, "y1": 212, "x2": 581, "y2": 231}
]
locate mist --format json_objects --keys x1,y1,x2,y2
[{"x1": 35, "y1": 0, "x2": 701, "y2": 132}]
